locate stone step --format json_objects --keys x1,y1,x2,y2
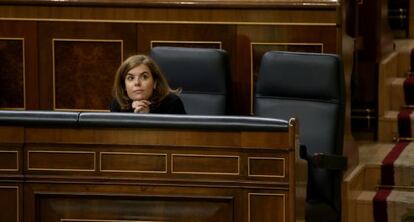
[
  {"x1": 356, "y1": 189, "x2": 414, "y2": 222},
  {"x1": 379, "y1": 110, "x2": 414, "y2": 142},
  {"x1": 359, "y1": 142, "x2": 414, "y2": 187},
  {"x1": 345, "y1": 142, "x2": 414, "y2": 222}
]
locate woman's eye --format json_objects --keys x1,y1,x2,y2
[
  {"x1": 140, "y1": 73, "x2": 150, "y2": 81},
  {"x1": 126, "y1": 76, "x2": 134, "y2": 81}
]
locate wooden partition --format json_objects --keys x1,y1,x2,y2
[
  {"x1": 0, "y1": 0, "x2": 347, "y2": 115},
  {"x1": 0, "y1": 112, "x2": 297, "y2": 222}
]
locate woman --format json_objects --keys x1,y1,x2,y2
[{"x1": 110, "y1": 54, "x2": 186, "y2": 114}]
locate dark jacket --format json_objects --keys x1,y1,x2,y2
[{"x1": 109, "y1": 93, "x2": 186, "y2": 114}]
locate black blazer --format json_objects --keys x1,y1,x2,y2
[{"x1": 110, "y1": 93, "x2": 186, "y2": 114}]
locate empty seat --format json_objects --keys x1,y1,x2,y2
[
  {"x1": 255, "y1": 51, "x2": 347, "y2": 222},
  {"x1": 150, "y1": 46, "x2": 229, "y2": 115}
]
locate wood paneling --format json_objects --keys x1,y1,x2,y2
[
  {"x1": 0, "y1": 127, "x2": 24, "y2": 144},
  {"x1": 38, "y1": 22, "x2": 137, "y2": 110},
  {"x1": 248, "y1": 157, "x2": 285, "y2": 178},
  {"x1": 0, "y1": 151, "x2": 19, "y2": 172},
  {"x1": 36, "y1": 187, "x2": 234, "y2": 222},
  {"x1": 0, "y1": 21, "x2": 37, "y2": 109},
  {"x1": 0, "y1": 4, "x2": 343, "y2": 114},
  {"x1": 0, "y1": 120, "x2": 296, "y2": 222},
  {"x1": 27, "y1": 150, "x2": 96, "y2": 171},
  {"x1": 0, "y1": 5, "x2": 338, "y2": 24},
  {"x1": 53, "y1": 40, "x2": 122, "y2": 110},
  {"x1": 0, "y1": 39, "x2": 24, "y2": 109},
  {"x1": 100, "y1": 152, "x2": 167, "y2": 173},
  {"x1": 151, "y1": 41, "x2": 222, "y2": 49},
  {"x1": 0, "y1": 0, "x2": 340, "y2": 8},
  {"x1": 249, "y1": 193, "x2": 286, "y2": 222},
  {"x1": 171, "y1": 154, "x2": 239, "y2": 175},
  {"x1": 0, "y1": 186, "x2": 19, "y2": 222}
]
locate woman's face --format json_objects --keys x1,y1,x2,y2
[{"x1": 124, "y1": 64, "x2": 156, "y2": 101}]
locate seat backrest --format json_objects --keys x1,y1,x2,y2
[
  {"x1": 150, "y1": 46, "x2": 229, "y2": 115},
  {"x1": 254, "y1": 51, "x2": 345, "y2": 216}
]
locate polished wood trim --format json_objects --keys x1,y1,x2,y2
[
  {"x1": 288, "y1": 118, "x2": 298, "y2": 222},
  {"x1": 24, "y1": 128, "x2": 246, "y2": 148},
  {"x1": 54, "y1": 108, "x2": 111, "y2": 112},
  {"x1": 0, "y1": 0, "x2": 340, "y2": 9},
  {"x1": 171, "y1": 153, "x2": 240, "y2": 175},
  {"x1": 61, "y1": 219, "x2": 160, "y2": 222},
  {"x1": 247, "y1": 156, "x2": 285, "y2": 178},
  {"x1": 150, "y1": 40, "x2": 222, "y2": 49},
  {"x1": 27, "y1": 150, "x2": 96, "y2": 172},
  {"x1": 99, "y1": 152, "x2": 168, "y2": 173},
  {"x1": 241, "y1": 131, "x2": 291, "y2": 149},
  {"x1": 0, "y1": 18, "x2": 338, "y2": 26},
  {"x1": 0, "y1": 6, "x2": 339, "y2": 25},
  {"x1": 251, "y1": 42, "x2": 324, "y2": 51}
]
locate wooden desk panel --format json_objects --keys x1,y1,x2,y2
[{"x1": 0, "y1": 122, "x2": 296, "y2": 222}]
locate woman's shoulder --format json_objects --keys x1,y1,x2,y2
[
  {"x1": 152, "y1": 93, "x2": 186, "y2": 114},
  {"x1": 164, "y1": 92, "x2": 181, "y2": 102},
  {"x1": 160, "y1": 93, "x2": 184, "y2": 108}
]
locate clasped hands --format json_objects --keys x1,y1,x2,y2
[{"x1": 132, "y1": 100, "x2": 151, "y2": 113}]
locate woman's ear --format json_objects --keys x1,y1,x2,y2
[{"x1": 153, "y1": 81, "x2": 157, "y2": 89}]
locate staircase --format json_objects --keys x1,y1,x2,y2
[
  {"x1": 344, "y1": 40, "x2": 414, "y2": 222},
  {"x1": 378, "y1": 40, "x2": 413, "y2": 142},
  {"x1": 349, "y1": 142, "x2": 414, "y2": 222}
]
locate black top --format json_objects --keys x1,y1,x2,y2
[{"x1": 109, "y1": 93, "x2": 186, "y2": 114}]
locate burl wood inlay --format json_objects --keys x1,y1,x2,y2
[
  {"x1": 0, "y1": 39, "x2": 24, "y2": 108},
  {"x1": 54, "y1": 40, "x2": 121, "y2": 110}
]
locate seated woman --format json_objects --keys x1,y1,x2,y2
[{"x1": 110, "y1": 55, "x2": 186, "y2": 114}]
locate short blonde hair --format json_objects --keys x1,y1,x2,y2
[{"x1": 112, "y1": 55, "x2": 173, "y2": 111}]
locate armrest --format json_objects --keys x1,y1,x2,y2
[{"x1": 300, "y1": 144, "x2": 347, "y2": 170}]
